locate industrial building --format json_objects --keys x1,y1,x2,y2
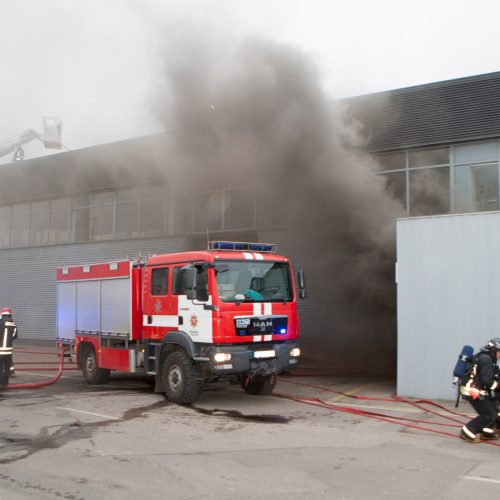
[{"x1": 1, "y1": 71, "x2": 500, "y2": 385}]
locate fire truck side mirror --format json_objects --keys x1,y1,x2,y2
[
  {"x1": 297, "y1": 268, "x2": 306, "y2": 290},
  {"x1": 296, "y1": 267, "x2": 306, "y2": 299},
  {"x1": 182, "y1": 267, "x2": 198, "y2": 300}
]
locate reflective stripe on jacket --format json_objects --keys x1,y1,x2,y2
[{"x1": 0, "y1": 318, "x2": 17, "y2": 355}]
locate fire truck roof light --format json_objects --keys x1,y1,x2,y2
[{"x1": 209, "y1": 241, "x2": 277, "y2": 253}]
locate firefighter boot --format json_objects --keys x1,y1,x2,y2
[
  {"x1": 460, "y1": 426, "x2": 481, "y2": 443},
  {"x1": 479, "y1": 428, "x2": 500, "y2": 441}
]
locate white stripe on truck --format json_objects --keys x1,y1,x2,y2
[{"x1": 143, "y1": 315, "x2": 179, "y2": 327}]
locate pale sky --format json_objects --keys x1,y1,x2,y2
[{"x1": 1, "y1": 0, "x2": 499, "y2": 163}]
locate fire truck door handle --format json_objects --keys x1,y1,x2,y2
[
  {"x1": 147, "y1": 315, "x2": 153, "y2": 324},
  {"x1": 178, "y1": 316, "x2": 183, "y2": 325}
]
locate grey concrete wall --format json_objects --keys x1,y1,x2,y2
[
  {"x1": 0, "y1": 237, "x2": 185, "y2": 342},
  {"x1": 0, "y1": 230, "x2": 397, "y2": 374},
  {"x1": 397, "y1": 211, "x2": 500, "y2": 399}
]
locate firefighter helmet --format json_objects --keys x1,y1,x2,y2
[
  {"x1": 0, "y1": 307, "x2": 12, "y2": 316},
  {"x1": 485, "y1": 338, "x2": 500, "y2": 353}
]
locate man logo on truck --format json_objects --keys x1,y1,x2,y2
[{"x1": 56, "y1": 241, "x2": 305, "y2": 404}]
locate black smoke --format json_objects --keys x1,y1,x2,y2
[{"x1": 155, "y1": 34, "x2": 405, "y2": 373}]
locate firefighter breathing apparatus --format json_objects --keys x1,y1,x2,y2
[{"x1": 453, "y1": 339, "x2": 500, "y2": 406}]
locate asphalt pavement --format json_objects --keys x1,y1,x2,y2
[{"x1": 1, "y1": 345, "x2": 499, "y2": 500}]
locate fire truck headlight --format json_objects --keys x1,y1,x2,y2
[
  {"x1": 290, "y1": 348, "x2": 301, "y2": 357},
  {"x1": 213, "y1": 353, "x2": 232, "y2": 363}
]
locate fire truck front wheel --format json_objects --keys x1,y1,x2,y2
[
  {"x1": 82, "y1": 346, "x2": 110, "y2": 385},
  {"x1": 162, "y1": 350, "x2": 203, "y2": 404}
]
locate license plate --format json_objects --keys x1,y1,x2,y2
[
  {"x1": 234, "y1": 316, "x2": 288, "y2": 336},
  {"x1": 254, "y1": 350, "x2": 275, "y2": 359}
]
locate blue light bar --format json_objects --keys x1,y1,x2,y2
[{"x1": 209, "y1": 241, "x2": 277, "y2": 253}]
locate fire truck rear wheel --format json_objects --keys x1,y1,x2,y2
[
  {"x1": 242, "y1": 375, "x2": 277, "y2": 395},
  {"x1": 82, "y1": 347, "x2": 110, "y2": 385},
  {"x1": 162, "y1": 350, "x2": 203, "y2": 404}
]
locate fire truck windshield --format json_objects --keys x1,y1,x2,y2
[{"x1": 215, "y1": 260, "x2": 293, "y2": 303}]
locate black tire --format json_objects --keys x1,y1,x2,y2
[
  {"x1": 82, "y1": 347, "x2": 110, "y2": 385},
  {"x1": 242, "y1": 376, "x2": 277, "y2": 395},
  {"x1": 162, "y1": 350, "x2": 203, "y2": 404}
]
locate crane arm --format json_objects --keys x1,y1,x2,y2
[{"x1": 0, "y1": 129, "x2": 41, "y2": 159}]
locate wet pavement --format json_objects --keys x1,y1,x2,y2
[{"x1": 0, "y1": 345, "x2": 499, "y2": 499}]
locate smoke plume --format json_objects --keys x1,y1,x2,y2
[{"x1": 155, "y1": 32, "x2": 405, "y2": 373}]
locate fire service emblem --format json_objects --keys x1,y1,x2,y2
[{"x1": 190, "y1": 314, "x2": 199, "y2": 328}]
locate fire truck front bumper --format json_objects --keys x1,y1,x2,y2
[{"x1": 207, "y1": 341, "x2": 300, "y2": 376}]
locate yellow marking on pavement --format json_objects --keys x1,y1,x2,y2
[
  {"x1": 326, "y1": 383, "x2": 376, "y2": 403},
  {"x1": 13, "y1": 371, "x2": 74, "y2": 379},
  {"x1": 297, "y1": 399, "x2": 473, "y2": 418}
]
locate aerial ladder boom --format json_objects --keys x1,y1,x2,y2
[
  {"x1": 0, "y1": 129, "x2": 41, "y2": 161},
  {"x1": 0, "y1": 117, "x2": 63, "y2": 161}
]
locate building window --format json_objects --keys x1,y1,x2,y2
[
  {"x1": 373, "y1": 151, "x2": 406, "y2": 171},
  {"x1": 140, "y1": 185, "x2": 166, "y2": 237},
  {"x1": 454, "y1": 141, "x2": 498, "y2": 164},
  {"x1": 48, "y1": 198, "x2": 70, "y2": 244},
  {"x1": 409, "y1": 147, "x2": 449, "y2": 167},
  {"x1": 91, "y1": 204, "x2": 114, "y2": 240},
  {"x1": 70, "y1": 195, "x2": 91, "y2": 242},
  {"x1": 409, "y1": 167, "x2": 450, "y2": 216},
  {"x1": 140, "y1": 198, "x2": 165, "y2": 237},
  {"x1": 0, "y1": 206, "x2": 11, "y2": 248},
  {"x1": 91, "y1": 192, "x2": 114, "y2": 241},
  {"x1": 30, "y1": 213, "x2": 49, "y2": 246},
  {"x1": 382, "y1": 171, "x2": 407, "y2": 209},
  {"x1": 70, "y1": 207, "x2": 91, "y2": 242},
  {"x1": 454, "y1": 163, "x2": 499, "y2": 213},
  {"x1": 30, "y1": 201, "x2": 50, "y2": 246},
  {"x1": 49, "y1": 210, "x2": 69, "y2": 244},
  {"x1": 0, "y1": 183, "x2": 265, "y2": 248},
  {"x1": 168, "y1": 196, "x2": 193, "y2": 235},
  {"x1": 116, "y1": 202, "x2": 139, "y2": 239},
  {"x1": 11, "y1": 204, "x2": 29, "y2": 247}
]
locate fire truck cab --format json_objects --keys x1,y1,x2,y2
[{"x1": 56, "y1": 241, "x2": 304, "y2": 403}]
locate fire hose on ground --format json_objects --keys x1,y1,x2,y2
[
  {"x1": 4, "y1": 351, "x2": 499, "y2": 446},
  {"x1": 5, "y1": 346, "x2": 78, "y2": 390},
  {"x1": 275, "y1": 378, "x2": 500, "y2": 448}
]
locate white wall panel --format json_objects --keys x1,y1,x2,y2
[{"x1": 397, "y1": 211, "x2": 500, "y2": 399}]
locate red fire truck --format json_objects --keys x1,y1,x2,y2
[{"x1": 56, "y1": 241, "x2": 305, "y2": 403}]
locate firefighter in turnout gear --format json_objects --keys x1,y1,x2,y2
[
  {"x1": 459, "y1": 338, "x2": 500, "y2": 443},
  {"x1": 0, "y1": 308, "x2": 17, "y2": 389}
]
